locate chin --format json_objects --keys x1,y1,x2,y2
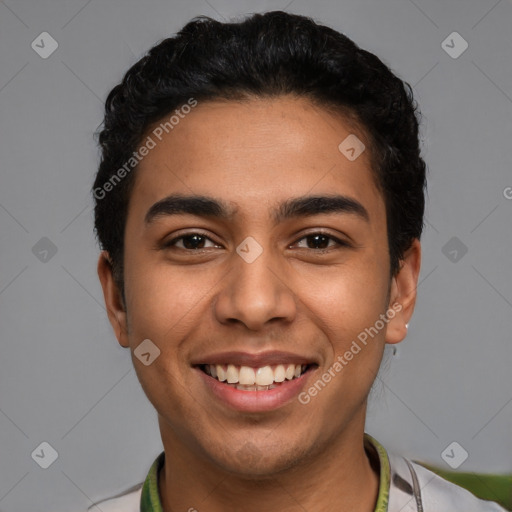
[{"x1": 205, "y1": 438, "x2": 308, "y2": 479}]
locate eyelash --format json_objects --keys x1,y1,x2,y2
[{"x1": 162, "y1": 231, "x2": 350, "y2": 252}]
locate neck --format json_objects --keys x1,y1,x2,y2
[{"x1": 157, "y1": 419, "x2": 380, "y2": 512}]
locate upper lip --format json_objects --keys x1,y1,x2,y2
[{"x1": 191, "y1": 350, "x2": 319, "y2": 367}]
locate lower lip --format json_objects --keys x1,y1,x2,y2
[{"x1": 196, "y1": 367, "x2": 314, "y2": 412}]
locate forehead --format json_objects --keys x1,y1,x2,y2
[{"x1": 129, "y1": 96, "x2": 385, "y2": 224}]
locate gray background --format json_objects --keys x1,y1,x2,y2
[{"x1": 0, "y1": 0, "x2": 511, "y2": 511}]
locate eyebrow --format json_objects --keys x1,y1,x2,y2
[{"x1": 144, "y1": 194, "x2": 370, "y2": 225}]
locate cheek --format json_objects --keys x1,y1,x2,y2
[
  {"x1": 124, "y1": 256, "x2": 209, "y2": 339},
  {"x1": 301, "y1": 260, "x2": 389, "y2": 336},
  {"x1": 301, "y1": 267, "x2": 390, "y2": 392},
  {"x1": 122, "y1": 263, "x2": 204, "y2": 406},
  {"x1": 305, "y1": 274, "x2": 388, "y2": 410}
]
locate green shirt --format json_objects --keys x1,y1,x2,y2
[{"x1": 140, "y1": 433, "x2": 390, "y2": 512}]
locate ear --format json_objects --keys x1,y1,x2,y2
[
  {"x1": 97, "y1": 251, "x2": 130, "y2": 348},
  {"x1": 385, "y1": 239, "x2": 421, "y2": 345}
]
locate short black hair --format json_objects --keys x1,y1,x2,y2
[{"x1": 93, "y1": 10, "x2": 426, "y2": 297}]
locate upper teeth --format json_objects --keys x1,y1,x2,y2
[{"x1": 205, "y1": 364, "x2": 306, "y2": 386}]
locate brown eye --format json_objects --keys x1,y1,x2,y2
[
  {"x1": 294, "y1": 233, "x2": 349, "y2": 250},
  {"x1": 164, "y1": 233, "x2": 220, "y2": 250}
]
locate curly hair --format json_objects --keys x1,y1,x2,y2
[{"x1": 93, "y1": 10, "x2": 426, "y2": 298}]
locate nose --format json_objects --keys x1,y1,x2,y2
[{"x1": 213, "y1": 244, "x2": 297, "y2": 331}]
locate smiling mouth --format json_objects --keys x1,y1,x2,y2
[{"x1": 198, "y1": 363, "x2": 316, "y2": 391}]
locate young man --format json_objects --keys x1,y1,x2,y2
[{"x1": 92, "y1": 11, "x2": 506, "y2": 512}]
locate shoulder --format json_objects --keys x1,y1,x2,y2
[
  {"x1": 388, "y1": 452, "x2": 507, "y2": 512},
  {"x1": 85, "y1": 483, "x2": 142, "y2": 512}
]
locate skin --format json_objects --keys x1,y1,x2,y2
[{"x1": 98, "y1": 95, "x2": 421, "y2": 512}]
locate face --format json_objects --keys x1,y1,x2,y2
[{"x1": 98, "y1": 95, "x2": 419, "y2": 476}]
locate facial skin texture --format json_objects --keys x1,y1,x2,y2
[{"x1": 98, "y1": 96, "x2": 421, "y2": 512}]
